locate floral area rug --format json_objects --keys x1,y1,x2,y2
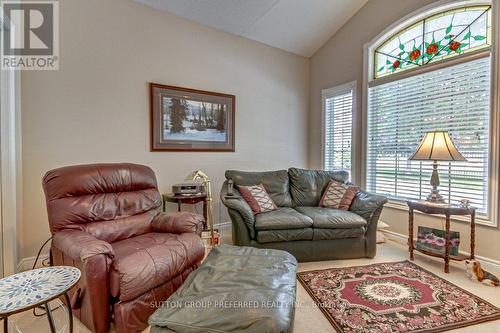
[{"x1": 297, "y1": 261, "x2": 500, "y2": 333}]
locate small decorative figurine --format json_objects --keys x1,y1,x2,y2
[
  {"x1": 460, "y1": 199, "x2": 470, "y2": 207},
  {"x1": 227, "y1": 178, "x2": 234, "y2": 196},
  {"x1": 465, "y1": 260, "x2": 499, "y2": 287}
]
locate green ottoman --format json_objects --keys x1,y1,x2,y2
[{"x1": 149, "y1": 244, "x2": 297, "y2": 333}]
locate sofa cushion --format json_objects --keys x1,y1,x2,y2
[
  {"x1": 295, "y1": 206, "x2": 367, "y2": 229},
  {"x1": 288, "y1": 168, "x2": 349, "y2": 206},
  {"x1": 319, "y1": 180, "x2": 359, "y2": 210},
  {"x1": 238, "y1": 184, "x2": 278, "y2": 214},
  {"x1": 255, "y1": 207, "x2": 313, "y2": 231},
  {"x1": 110, "y1": 232, "x2": 204, "y2": 302},
  {"x1": 226, "y1": 170, "x2": 293, "y2": 207},
  {"x1": 313, "y1": 228, "x2": 365, "y2": 240},
  {"x1": 257, "y1": 228, "x2": 313, "y2": 243}
]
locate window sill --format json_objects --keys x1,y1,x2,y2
[{"x1": 383, "y1": 199, "x2": 498, "y2": 228}]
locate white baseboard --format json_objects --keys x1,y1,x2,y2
[
  {"x1": 382, "y1": 229, "x2": 414, "y2": 244},
  {"x1": 383, "y1": 229, "x2": 500, "y2": 272},
  {"x1": 215, "y1": 221, "x2": 232, "y2": 229}
]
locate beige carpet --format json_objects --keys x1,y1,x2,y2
[{"x1": 8, "y1": 228, "x2": 500, "y2": 332}]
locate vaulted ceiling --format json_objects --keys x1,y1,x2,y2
[{"x1": 134, "y1": 0, "x2": 368, "y2": 57}]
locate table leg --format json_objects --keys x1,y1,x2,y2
[
  {"x1": 202, "y1": 199, "x2": 208, "y2": 230},
  {"x1": 64, "y1": 292, "x2": 73, "y2": 333},
  {"x1": 177, "y1": 201, "x2": 181, "y2": 212},
  {"x1": 45, "y1": 303, "x2": 57, "y2": 333},
  {"x1": 3, "y1": 317, "x2": 7, "y2": 333},
  {"x1": 470, "y1": 210, "x2": 476, "y2": 259},
  {"x1": 444, "y1": 214, "x2": 451, "y2": 273},
  {"x1": 408, "y1": 208, "x2": 414, "y2": 261}
]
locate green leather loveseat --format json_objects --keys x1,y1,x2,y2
[{"x1": 220, "y1": 168, "x2": 388, "y2": 262}]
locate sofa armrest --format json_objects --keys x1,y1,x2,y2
[
  {"x1": 220, "y1": 181, "x2": 256, "y2": 239},
  {"x1": 52, "y1": 229, "x2": 114, "y2": 262},
  {"x1": 350, "y1": 190, "x2": 388, "y2": 226},
  {"x1": 51, "y1": 235, "x2": 113, "y2": 333},
  {"x1": 350, "y1": 191, "x2": 387, "y2": 258},
  {"x1": 152, "y1": 212, "x2": 204, "y2": 236}
]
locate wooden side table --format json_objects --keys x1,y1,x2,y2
[
  {"x1": 407, "y1": 200, "x2": 475, "y2": 273},
  {"x1": 163, "y1": 193, "x2": 208, "y2": 230}
]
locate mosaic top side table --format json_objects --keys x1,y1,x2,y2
[{"x1": 0, "y1": 266, "x2": 81, "y2": 333}]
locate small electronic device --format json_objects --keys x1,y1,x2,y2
[
  {"x1": 172, "y1": 182, "x2": 205, "y2": 196},
  {"x1": 226, "y1": 178, "x2": 234, "y2": 196},
  {"x1": 224, "y1": 177, "x2": 239, "y2": 199}
]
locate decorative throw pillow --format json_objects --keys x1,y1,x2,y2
[
  {"x1": 319, "y1": 180, "x2": 359, "y2": 210},
  {"x1": 237, "y1": 184, "x2": 278, "y2": 214}
]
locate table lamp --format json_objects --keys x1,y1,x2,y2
[
  {"x1": 409, "y1": 131, "x2": 466, "y2": 203},
  {"x1": 185, "y1": 170, "x2": 215, "y2": 245}
]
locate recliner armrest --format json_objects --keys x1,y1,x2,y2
[
  {"x1": 349, "y1": 190, "x2": 388, "y2": 225},
  {"x1": 220, "y1": 181, "x2": 256, "y2": 239},
  {"x1": 52, "y1": 229, "x2": 114, "y2": 262},
  {"x1": 151, "y1": 212, "x2": 204, "y2": 236}
]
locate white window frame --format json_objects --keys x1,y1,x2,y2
[
  {"x1": 0, "y1": 13, "x2": 22, "y2": 276},
  {"x1": 321, "y1": 81, "x2": 356, "y2": 182},
  {"x1": 362, "y1": 0, "x2": 500, "y2": 227}
]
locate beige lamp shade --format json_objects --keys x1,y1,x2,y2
[{"x1": 409, "y1": 131, "x2": 466, "y2": 161}]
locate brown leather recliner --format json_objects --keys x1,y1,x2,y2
[{"x1": 42, "y1": 163, "x2": 205, "y2": 333}]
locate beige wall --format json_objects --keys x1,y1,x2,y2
[
  {"x1": 20, "y1": 0, "x2": 309, "y2": 258},
  {"x1": 309, "y1": 0, "x2": 500, "y2": 261},
  {"x1": 21, "y1": 0, "x2": 500, "y2": 263}
]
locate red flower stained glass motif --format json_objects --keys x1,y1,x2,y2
[
  {"x1": 449, "y1": 41, "x2": 461, "y2": 51},
  {"x1": 426, "y1": 44, "x2": 439, "y2": 55},
  {"x1": 409, "y1": 49, "x2": 421, "y2": 61},
  {"x1": 374, "y1": 6, "x2": 491, "y2": 79}
]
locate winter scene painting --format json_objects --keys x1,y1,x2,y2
[
  {"x1": 162, "y1": 98, "x2": 227, "y2": 142},
  {"x1": 150, "y1": 83, "x2": 235, "y2": 152}
]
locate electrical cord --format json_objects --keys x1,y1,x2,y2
[
  {"x1": 31, "y1": 237, "x2": 65, "y2": 317},
  {"x1": 32, "y1": 237, "x2": 52, "y2": 270}
]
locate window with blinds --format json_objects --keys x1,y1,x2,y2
[
  {"x1": 367, "y1": 56, "x2": 491, "y2": 212},
  {"x1": 322, "y1": 83, "x2": 354, "y2": 175}
]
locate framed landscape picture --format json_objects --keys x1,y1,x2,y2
[{"x1": 150, "y1": 83, "x2": 235, "y2": 151}]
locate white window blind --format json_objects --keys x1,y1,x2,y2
[
  {"x1": 367, "y1": 56, "x2": 491, "y2": 212},
  {"x1": 323, "y1": 84, "x2": 354, "y2": 174}
]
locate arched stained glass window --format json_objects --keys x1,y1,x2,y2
[
  {"x1": 365, "y1": 2, "x2": 497, "y2": 223},
  {"x1": 375, "y1": 5, "x2": 492, "y2": 78}
]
